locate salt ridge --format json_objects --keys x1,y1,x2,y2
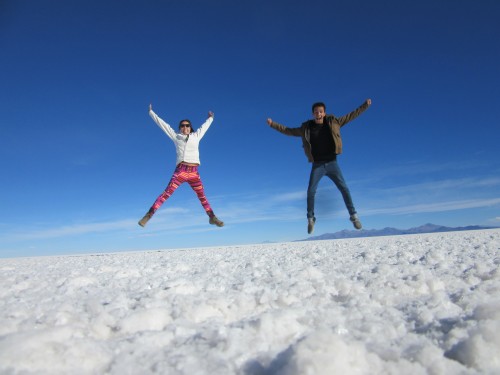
[{"x1": 1, "y1": 229, "x2": 499, "y2": 374}]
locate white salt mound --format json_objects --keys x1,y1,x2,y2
[{"x1": 0, "y1": 229, "x2": 499, "y2": 374}]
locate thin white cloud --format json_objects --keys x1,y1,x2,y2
[
  {"x1": 363, "y1": 197, "x2": 500, "y2": 216},
  {"x1": 9, "y1": 219, "x2": 136, "y2": 240},
  {"x1": 4, "y1": 182, "x2": 499, "y2": 243},
  {"x1": 376, "y1": 159, "x2": 494, "y2": 177},
  {"x1": 270, "y1": 190, "x2": 306, "y2": 202},
  {"x1": 373, "y1": 177, "x2": 500, "y2": 195},
  {"x1": 6, "y1": 208, "x2": 190, "y2": 241},
  {"x1": 351, "y1": 159, "x2": 499, "y2": 186},
  {"x1": 206, "y1": 184, "x2": 500, "y2": 225}
]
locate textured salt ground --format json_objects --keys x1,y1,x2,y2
[{"x1": 0, "y1": 229, "x2": 499, "y2": 374}]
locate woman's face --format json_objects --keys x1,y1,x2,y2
[{"x1": 179, "y1": 122, "x2": 191, "y2": 135}]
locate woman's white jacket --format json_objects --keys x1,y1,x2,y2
[{"x1": 149, "y1": 109, "x2": 213, "y2": 166}]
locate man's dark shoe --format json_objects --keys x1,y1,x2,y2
[
  {"x1": 308, "y1": 218, "x2": 316, "y2": 234},
  {"x1": 350, "y1": 214, "x2": 362, "y2": 230}
]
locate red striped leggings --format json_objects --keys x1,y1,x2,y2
[{"x1": 148, "y1": 163, "x2": 214, "y2": 217}]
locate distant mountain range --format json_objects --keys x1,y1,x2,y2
[{"x1": 300, "y1": 223, "x2": 498, "y2": 241}]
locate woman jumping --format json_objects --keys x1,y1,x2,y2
[{"x1": 138, "y1": 104, "x2": 224, "y2": 228}]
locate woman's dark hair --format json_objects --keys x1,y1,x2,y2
[
  {"x1": 178, "y1": 119, "x2": 194, "y2": 133},
  {"x1": 312, "y1": 102, "x2": 326, "y2": 112}
]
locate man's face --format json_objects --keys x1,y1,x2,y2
[{"x1": 313, "y1": 106, "x2": 326, "y2": 124}]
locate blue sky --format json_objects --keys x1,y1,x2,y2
[{"x1": 1, "y1": 0, "x2": 499, "y2": 258}]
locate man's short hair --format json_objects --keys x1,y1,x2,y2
[{"x1": 312, "y1": 102, "x2": 326, "y2": 112}]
